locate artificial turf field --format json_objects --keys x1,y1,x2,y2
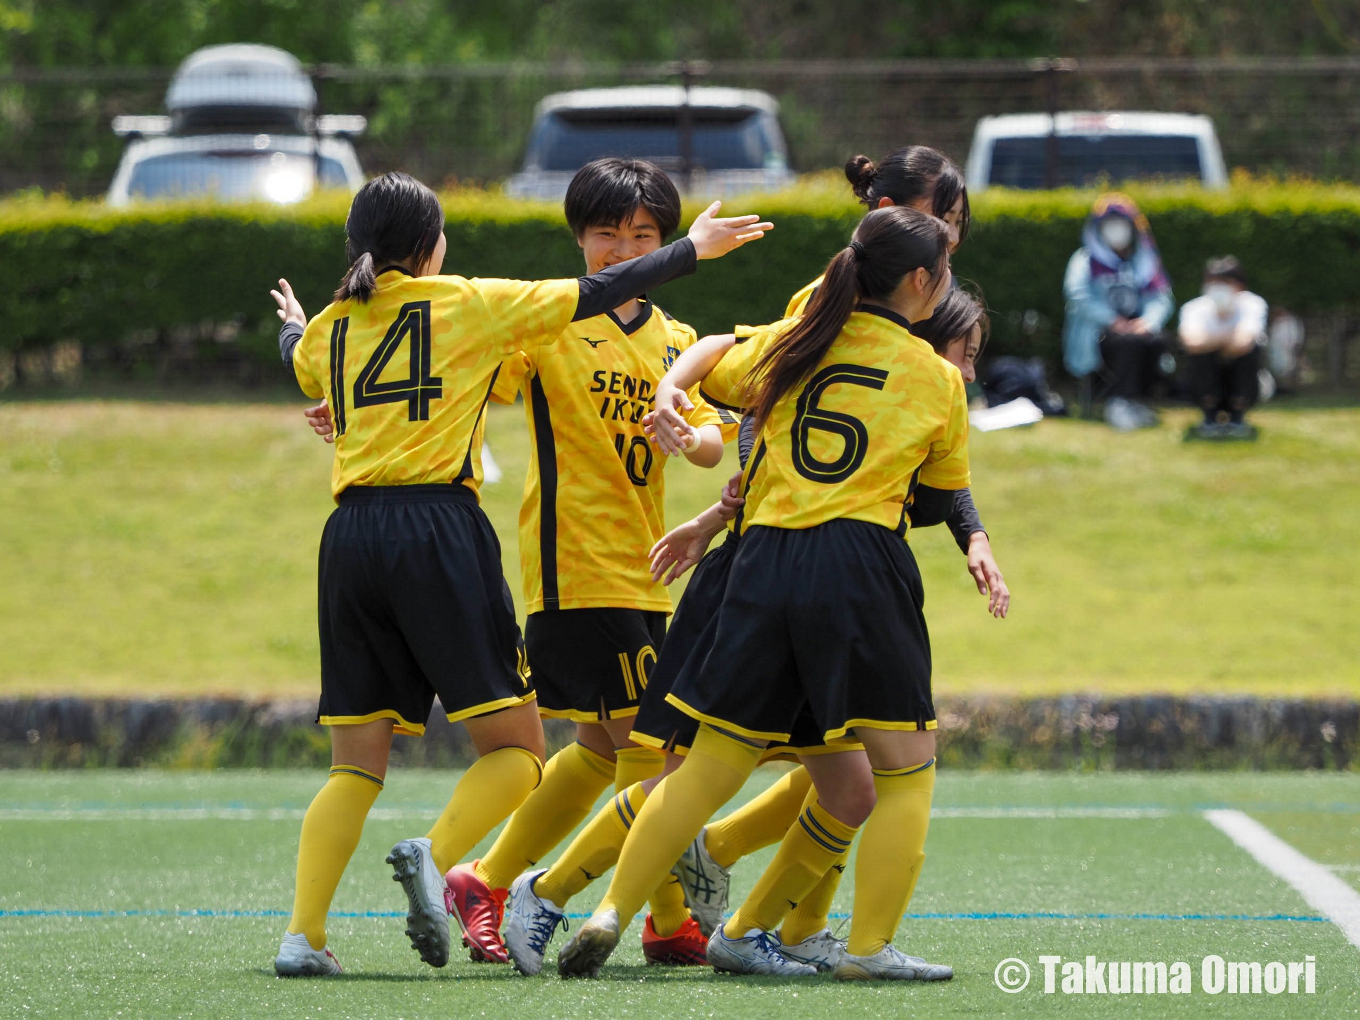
[{"x1": 2, "y1": 770, "x2": 1358, "y2": 1019}]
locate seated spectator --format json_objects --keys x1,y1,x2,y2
[
  {"x1": 1177, "y1": 256, "x2": 1267, "y2": 440},
  {"x1": 1062, "y1": 193, "x2": 1175, "y2": 431}
]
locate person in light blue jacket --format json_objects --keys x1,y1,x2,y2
[{"x1": 1062, "y1": 193, "x2": 1175, "y2": 429}]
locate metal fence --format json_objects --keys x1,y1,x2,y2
[{"x1": 6, "y1": 56, "x2": 1360, "y2": 197}]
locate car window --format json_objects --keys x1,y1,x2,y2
[
  {"x1": 126, "y1": 150, "x2": 349, "y2": 202},
  {"x1": 527, "y1": 108, "x2": 780, "y2": 172},
  {"x1": 987, "y1": 135, "x2": 1202, "y2": 189}
]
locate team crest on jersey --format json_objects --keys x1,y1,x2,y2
[{"x1": 663, "y1": 345, "x2": 681, "y2": 370}]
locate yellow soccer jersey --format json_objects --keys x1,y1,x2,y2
[
  {"x1": 702, "y1": 306, "x2": 969, "y2": 536},
  {"x1": 493, "y1": 301, "x2": 739, "y2": 614},
  {"x1": 784, "y1": 276, "x2": 822, "y2": 318},
  {"x1": 291, "y1": 270, "x2": 578, "y2": 501}
]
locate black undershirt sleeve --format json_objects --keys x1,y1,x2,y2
[
  {"x1": 908, "y1": 485, "x2": 985, "y2": 554},
  {"x1": 737, "y1": 416, "x2": 756, "y2": 469},
  {"x1": 573, "y1": 238, "x2": 697, "y2": 321},
  {"x1": 279, "y1": 321, "x2": 303, "y2": 368}
]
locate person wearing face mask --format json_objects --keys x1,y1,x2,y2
[
  {"x1": 1177, "y1": 256, "x2": 1268, "y2": 440},
  {"x1": 1062, "y1": 193, "x2": 1176, "y2": 430}
]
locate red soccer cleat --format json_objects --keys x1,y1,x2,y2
[
  {"x1": 444, "y1": 860, "x2": 509, "y2": 964},
  {"x1": 641, "y1": 914, "x2": 709, "y2": 966}
]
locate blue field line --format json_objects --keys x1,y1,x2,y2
[{"x1": 0, "y1": 908, "x2": 1329, "y2": 924}]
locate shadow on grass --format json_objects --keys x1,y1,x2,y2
[{"x1": 254, "y1": 963, "x2": 826, "y2": 986}]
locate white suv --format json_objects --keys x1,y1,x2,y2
[
  {"x1": 965, "y1": 111, "x2": 1227, "y2": 191},
  {"x1": 107, "y1": 44, "x2": 366, "y2": 206}
]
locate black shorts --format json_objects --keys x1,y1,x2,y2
[
  {"x1": 631, "y1": 533, "x2": 861, "y2": 758},
  {"x1": 527, "y1": 608, "x2": 667, "y2": 723},
  {"x1": 317, "y1": 484, "x2": 534, "y2": 736},
  {"x1": 667, "y1": 520, "x2": 935, "y2": 743}
]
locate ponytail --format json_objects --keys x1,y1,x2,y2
[
  {"x1": 745, "y1": 205, "x2": 950, "y2": 430},
  {"x1": 843, "y1": 154, "x2": 878, "y2": 204},
  {"x1": 331, "y1": 172, "x2": 445, "y2": 305},
  {"x1": 335, "y1": 251, "x2": 378, "y2": 303}
]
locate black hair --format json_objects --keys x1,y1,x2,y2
[
  {"x1": 1204, "y1": 255, "x2": 1248, "y2": 287},
  {"x1": 744, "y1": 206, "x2": 950, "y2": 429},
  {"x1": 913, "y1": 283, "x2": 990, "y2": 359},
  {"x1": 844, "y1": 145, "x2": 972, "y2": 246},
  {"x1": 564, "y1": 158, "x2": 682, "y2": 240},
  {"x1": 334, "y1": 172, "x2": 445, "y2": 303}
]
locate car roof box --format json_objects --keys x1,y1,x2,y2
[{"x1": 166, "y1": 44, "x2": 317, "y2": 134}]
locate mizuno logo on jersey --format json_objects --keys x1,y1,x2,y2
[{"x1": 581, "y1": 337, "x2": 609, "y2": 348}]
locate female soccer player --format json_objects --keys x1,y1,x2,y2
[
  {"x1": 555, "y1": 204, "x2": 964, "y2": 981},
  {"x1": 499, "y1": 285, "x2": 1003, "y2": 978},
  {"x1": 440, "y1": 158, "x2": 737, "y2": 968},
  {"x1": 268, "y1": 170, "x2": 770, "y2": 977}
]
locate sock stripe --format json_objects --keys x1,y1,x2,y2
[
  {"x1": 613, "y1": 793, "x2": 634, "y2": 831},
  {"x1": 328, "y1": 766, "x2": 384, "y2": 788},
  {"x1": 798, "y1": 814, "x2": 848, "y2": 855},
  {"x1": 801, "y1": 807, "x2": 853, "y2": 849},
  {"x1": 871, "y1": 757, "x2": 935, "y2": 778}
]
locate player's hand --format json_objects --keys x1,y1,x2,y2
[
  {"x1": 966, "y1": 532, "x2": 1009, "y2": 619},
  {"x1": 648, "y1": 518, "x2": 713, "y2": 585},
  {"x1": 304, "y1": 399, "x2": 335, "y2": 443},
  {"x1": 687, "y1": 201, "x2": 774, "y2": 260},
  {"x1": 644, "y1": 382, "x2": 697, "y2": 456},
  {"x1": 716, "y1": 470, "x2": 745, "y2": 521},
  {"x1": 271, "y1": 278, "x2": 307, "y2": 328}
]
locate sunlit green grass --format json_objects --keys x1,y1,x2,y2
[{"x1": 1, "y1": 398, "x2": 1356, "y2": 697}]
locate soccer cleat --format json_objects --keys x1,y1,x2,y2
[
  {"x1": 503, "y1": 869, "x2": 567, "y2": 976},
  {"x1": 386, "y1": 836, "x2": 451, "y2": 968},
  {"x1": 274, "y1": 931, "x2": 342, "y2": 977},
  {"x1": 674, "y1": 827, "x2": 730, "y2": 937},
  {"x1": 556, "y1": 908, "x2": 620, "y2": 978},
  {"x1": 446, "y1": 861, "x2": 509, "y2": 964},
  {"x1": 706, "y1": 927, "x2": 817, "y2": 977},
  {"x1": 641, "y1": 914, "x2": 708, "y2": 966},
  {"x1": 778, "y1": 927, "x2": 847, "y2": 972},
  {"x1": 834, "y1": 944, "x2": 954, "y2": 982}
]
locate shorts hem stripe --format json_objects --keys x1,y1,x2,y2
[
  {"x1": 663, "y1": 693, "x2": 789, "y2": 744},
  {"x1": 538, "y1": 706, "x2": 640, "y2": 723},
  {"x1": 442, "y1": 693, "x2": 538, "y2": 724},
  {"x1": 319, "y1": 711, "x2": 425, "y2": 736},
  {"x1": 822, "y1": 717, "x2": 938, "y2": 741}
]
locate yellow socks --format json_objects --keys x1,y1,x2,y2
[
  {"x1": 426, "y1": 746, "x2": 543, "y2": 873},
  {"x1": 613, "y1": 746, "x2": 665, "y2": 789},
  {"x1": 703, "y1": 765, "x2": 811, "y2": 868},
  {"x1": 723, "y1": 791, "x2": 857, "y2": 938},
  {"x1": 846, "y1": 758, "x2": 935, "y2": 958},
  {"x1": 475, "y1": 741, "x2": 613, "y2": 890},
  {"x1": 598, "y1": 725, "x2": 761, "y2": 931},
  {"x1": 610, "y1": 747, "x2": 688, "y2": 937},
  {"x1": 534, "y1": 781, "x2": 646, "y2": 905},
  {"x1": 780, "y1": 855, "x2": 847, "y2": 945},
  {"x1": 287, "y1": 765, "x2": 384, "y2": 950}
]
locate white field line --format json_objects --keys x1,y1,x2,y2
[
  {"x1": 0, "y1": 805, "x2": 1172, "y2": 823},
  {"x1": 1204, "y1": 808, "x2": 1360, "y2": 952}
]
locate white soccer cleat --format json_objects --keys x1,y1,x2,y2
[
  {"x1": 706, "y1": 927, "x2": 817, "y2": 977},
  {"x1": 777, "y1": 927, "x2": 847, "y2": 972},
  {"x1": 834, "y1": 943, "x2": 954, "y2": 981},
  {"x1": 503, "y1": 869, "x2": 567, "y2": 976},
  {"x1": 674, "y1": 826, "x2": 730, "y2": 937},
  {"x1": 274, "y1": 931, "x2": 342, "y2": 977},
  {"x1": 386, "y1": 836, "x2": 452, "y2": 968},
  {"x1": 556, "y1": 908, "x2": 620, "y2": 978}
]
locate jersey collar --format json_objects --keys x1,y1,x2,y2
[
  {"x1": 604, "y1": 298, "x2": 653, "y2": 336},
  {"x1": 856, "y1": 303, "x2": 916, "y2": 333}
]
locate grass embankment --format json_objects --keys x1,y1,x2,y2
[{"x1": 1, "y1": 399, "x2": 1356, "y2": 698}]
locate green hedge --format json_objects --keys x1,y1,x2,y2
[{"x1": 4, "y1": 178, "x2": 1359, "y2": 374}]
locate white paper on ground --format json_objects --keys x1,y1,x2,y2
[
  {"x1": 968, "y1": 396, "x2": 1044, "y2": 432},
  {"x1": 482, "y1": 444, "x2": 503, "y2": 484}
]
